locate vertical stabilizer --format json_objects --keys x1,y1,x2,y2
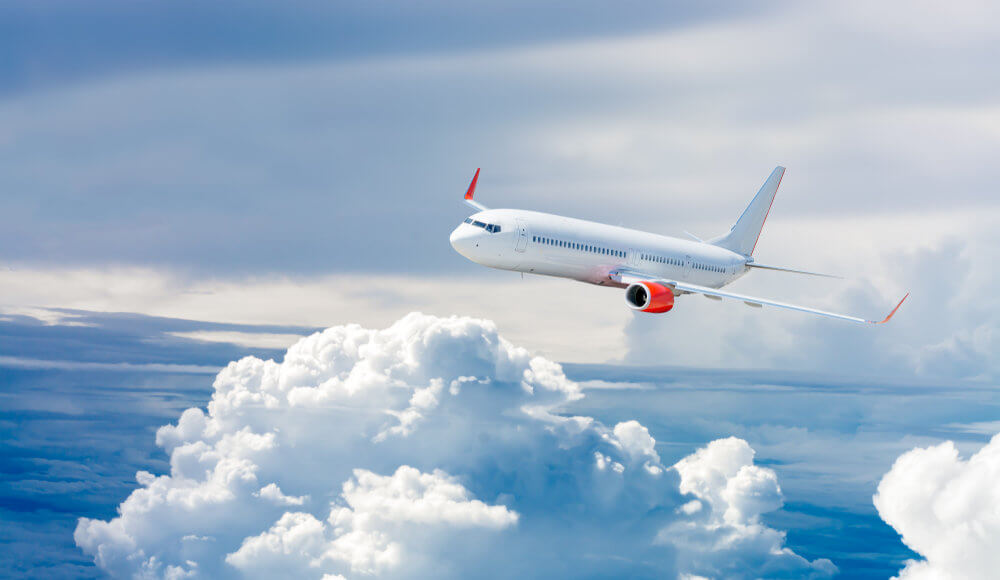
[{"x1": 710, "y1": 166, "x2": 784, "y2": 256}]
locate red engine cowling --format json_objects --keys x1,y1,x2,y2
[{"x1": 625, "y1": 282, "x2": 675, "y2": 313}]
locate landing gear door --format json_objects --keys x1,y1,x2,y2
[{"x1": 515, "y1": 219, "x2": 528, "y2": 253}]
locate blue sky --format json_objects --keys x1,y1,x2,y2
[{"x1": 1, "y1": 1, "x2": 999, "y2": 578}]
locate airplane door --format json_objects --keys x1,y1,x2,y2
[
  {"x1": 515, "y1": 219, "x2": 528, "y2": 253},
  {"x1": 683, "y1": 255, "x2": 692, "y2": 278}
]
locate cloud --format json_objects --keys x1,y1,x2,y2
[
  {"x1": 0, "y1": 355, "x2": 219, "y2": 374},
  {"x1": 74, "y1": 313, "x2": 829, "y2": 578},
  {"x1": 168, "y1": 331, "x2": 307, "y2": 350},
  {"x1": 0, "y1": 267, "x2": 629, "y2": 363},
  {"x1": 625, "y1": 222, "x2": 1000, "y2": 381},
  {"x1": 2, "y1": 0, "x2": 999, "y2": 279},
  {"x1": 875, "y1": 433, "x2": 1000, "y2": 579},
  {"x1": 227, "y1": 467, "x2": 518, "y2": 578},
  {"x1": 663, "y1": 437, "x2": 837, "y2": 579},
  {"x1": 255, "y1": 483, "x2": 308, "y2": 507},
  {"x1": 3, "y1": 0, "x2": 999, "y2": 378}
]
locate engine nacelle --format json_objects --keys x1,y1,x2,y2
[{"x1": 625, "y1": 282, "x2": 675, "y2": 313}]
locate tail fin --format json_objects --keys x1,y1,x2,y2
[{"x1": 710, "y1": 166, "x2": 784, "y2": 256}]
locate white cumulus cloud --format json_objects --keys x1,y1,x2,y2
[
  {"x1": 875, "y1": 433, "x2": 1000, "y2": 580},
  {"x1": 227, "y1": 467, "x2": 517, "y2": 578},
  {"x1": 75, "y1": 313, "x2": 833, "y2": 578},
  {"x1": 664, "y1": 437, "x2": 837, "y2": 579}
]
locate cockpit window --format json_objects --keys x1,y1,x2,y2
[{"x1": 466, "y1": 219, "x2": 502, "y2": 233}]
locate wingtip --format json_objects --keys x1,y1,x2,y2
[
  {"x1": 464, "y1": 168, "x2": 481, "y2": 200},
  {"x1": 872, "y1": 292, "x2": 909, "y2": 324}
]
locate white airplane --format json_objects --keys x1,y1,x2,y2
[{"x1": 449, "y1": 167, "x2": 907, "y2": 324}]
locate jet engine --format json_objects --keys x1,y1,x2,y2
[{"x1": 625, "y1": 281, "x2": 675, "y2": 313}]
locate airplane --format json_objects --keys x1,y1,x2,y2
[{"x1": 449, "y1": 167, "x2": 907, "y2": 324}]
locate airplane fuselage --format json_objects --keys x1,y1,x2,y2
[{"x1": 450, "y1": 208, "x2": 749, "y2": 290}]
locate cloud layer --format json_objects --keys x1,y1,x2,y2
[
  {"x1": 74, "y1": 313, "x2": 831, "y2": 578},
  {"x1": 875, "y1": 433, "x2": 1000, "y2": 579},
  {"x1": 2, "y1": 2, "x2": 998, "y2": 277}
]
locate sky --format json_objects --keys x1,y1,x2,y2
[{"x1": 1, "y1": 1, "x2": 999, "y2": 578}]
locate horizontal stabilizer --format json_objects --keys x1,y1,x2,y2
[{"x1": 747, "y1": 263, "x2": 842, "y2": 279}]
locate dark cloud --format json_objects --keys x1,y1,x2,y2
[
  {"x1": 0, "y1": 1, "x2": 758, "y2": 96},
  {"x1": 0, "y1": 310, "x2": 313, "y2": 364},
  {"x1": 0, "y1": 3, "x2": 997, "y2": 275}
]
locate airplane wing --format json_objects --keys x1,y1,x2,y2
[
  {"x1": 746, "y1": 263, "x2": 841, "y2": 279},
  {"x1": 611, "y1": 270, "x2": 908, "y2": 325}
]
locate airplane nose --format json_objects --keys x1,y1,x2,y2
[{"x1": 450, "y1": 225, "x2": 476, "y2": 257}]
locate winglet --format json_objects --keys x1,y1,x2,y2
[
  {"x1": 463, "y1": 168, "x2": 488, "y2": 211},
  {"x1": 465, "y1": 168, "x2": 480, "y2": 201},
  {"x1": 871, "y1": 293, "x2": 909, "y2": 324}
]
